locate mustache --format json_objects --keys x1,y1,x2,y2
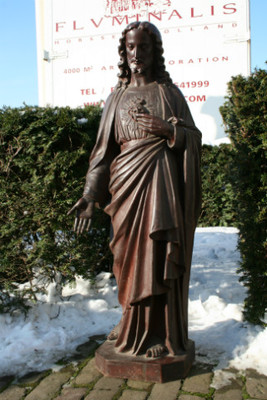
[{"x1": 129, "y1": 58, "x2": 144, "y2": 64}]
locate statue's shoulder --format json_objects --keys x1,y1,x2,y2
[
  {"x1": 159, "y1": 83, "x2": 186, "y2": 107},
  {"x1": 102, "y1": 85, "x2": 126, "y2": 115},
  {"x1": 160, "y1": 83, "x2": 184, "y2": 99}
]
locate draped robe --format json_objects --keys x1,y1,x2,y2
[{"x1": 83, "y1": 82, "x2": 202, "y2": 356}]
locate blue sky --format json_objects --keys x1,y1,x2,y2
[{"x1": 0, "y1": 0, "x2": 266, "y2": 108}]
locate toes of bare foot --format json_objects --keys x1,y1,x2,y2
[
  {"x1": 146, "y1": 344, "x2": 167, "y2": 358},
  {"x1": 107, "y1": 329, "x2": 118, "y2": 340},
  {"x1": 146, "y1": 348, "x2": 153, "y2": 357},
  {"x1": 107, "y1": 322, "x2": 122, "y2": 341}
]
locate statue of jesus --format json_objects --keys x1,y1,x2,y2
[{"x1": 69, "y1": 21, "x2": 201, "y2": 359}]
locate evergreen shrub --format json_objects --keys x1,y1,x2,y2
[
  {"x1": 199, "y1": 144, "x2": 235, "y2": 227},
  {"x1": 220, "y1": 68, "x2": 267, "y2": 325},
  {"x1": 0, "y1": 105, "x2": 237, "y2": 313},
  {"x1": 0, "y1": 105, "x2": 112, "y2": 312}
]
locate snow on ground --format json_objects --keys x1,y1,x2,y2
[
  {"x1": 190, "y1": 228, "x2": 267, "y2": 387},
  {"x1": 0, "y1": 227, "x2": 266, "y2": 380}
]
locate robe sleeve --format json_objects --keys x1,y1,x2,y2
[
  {"x1": 82, "y1": 89, "x2": 123, "y2": 207},
  {"x1": 167, "y1": 123, "x2": 185, "y2": 150},
  {"x1": 163, "y1": 85, "x2": 201, "y2": 154},
  {"x1": 173, "y1": 87, "x2": 202, "y2": 227}
]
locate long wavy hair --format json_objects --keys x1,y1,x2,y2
[{"x1": 117, "y1": 21, "x2": 173, "y2": 87}]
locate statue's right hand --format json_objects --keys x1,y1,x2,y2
[{"x1": 67, "y1": 197, "x2": 95, "y2": 234}]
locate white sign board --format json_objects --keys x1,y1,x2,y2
[{"x1": 35, "y1": 0, "x2": 250, "y2": 144}]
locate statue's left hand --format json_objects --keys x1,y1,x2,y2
[{"x1": 136, "y1": 114, "x2": 174, "y2": 140}]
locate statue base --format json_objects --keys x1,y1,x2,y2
[{"x1": 95, "y1": 339, "x2": 195, "y2": 383}]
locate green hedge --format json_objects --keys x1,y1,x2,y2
[
  {"x1": 2, "y1": 74, "x2": 265, "y2": 323},
  {"x1": 0, "y1": 104, "x2": 236, "y2": 313},
  {"x1": 220, "y1": 68, "x2": 267, "y2": 325},
  {"x1": 0, "y1": 105, "x2": 112, "y2": 312},
  {"x1": 199, "y1": 144, "x2": 235, "y2": 227}
]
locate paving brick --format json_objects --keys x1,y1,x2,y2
[
  {"x1": 212, "y1": 371, "x2": 243, "y2": 400},
  {"x1": 119, "y1": 389, "x2": 148, "y2": 400},
  {"x1": 18, "y1": 371, "x2": 48, "y2": 385},
  {"x1": 0, "y1": 385, "x2": 26, "y2": 400},
  {"x1": 85, "y1": 376, "x2": 124, "y2": 399},
  {"x1": 73, "y1": 358, "x2": 102, "y2": 386},
  {"x1": 213, "y1": 389, "x2": 242, "y2": 400},
  {"x1": 246, "y1": 370, "x2": 267, "y2": 400},
  {"x1": 54, "y1": 387, "x2": 87, "y2": 400},
  {"x1": 85, "y1": 389, "x2": 118, "y2": 400},
  {"x1": 24, "y1": 370, "x2": 72, "y2": 400},
  {"x1": 246, "y1": 377, "x2": 267, "y2": 399},
  {"x1": 178, "y1": 395, "x2": 203, "y2": 400},
  {"x1": 148, "y1": 380, "x2": 181, "y2": 400},
  {"x1": 127, "y1": 380, "x2": 153, "y2": 390},
  {"x1": 94, "y1": 376, "x2": 124, "y2": 391},
  {"x1": 182, "y1": 372, "x2": 212, "y2": 394}
]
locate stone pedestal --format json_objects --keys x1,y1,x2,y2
[{"x1": 95, "y1": 340, "x2": 195, "y2": 383}]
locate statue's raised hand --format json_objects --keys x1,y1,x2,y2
[
  {"x1": 67, "y1": 197, "x2": 95, "y2": 235},
  {"x1": 135, "y1": 114, "x2": 174, "y2": 140}
]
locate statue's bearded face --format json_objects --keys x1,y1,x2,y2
[{"x1": 125, "y1": 29, "x2": 154, "y2": 75}]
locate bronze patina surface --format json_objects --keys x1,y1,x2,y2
[
  {"x1": 68, "y1": 21, "x2": 202, "y2": 381},
  {"x1": 95, "y1": 340, "x2": 195, "y2": 383}
]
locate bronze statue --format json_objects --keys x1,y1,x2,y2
[{"x1": 69, "y1": 21, "x2": 201, "y2": 365}]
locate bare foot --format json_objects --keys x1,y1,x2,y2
[
  {"x1": 107, "y1": 323, "x2": 120, "y2": 340},
  {"x1": 146, "y1": 344, "x2": 168, "y2": 358}
]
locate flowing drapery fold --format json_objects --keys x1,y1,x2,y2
[{"x1": 83, "y1": 83, "x2": 202, "y2": 355}]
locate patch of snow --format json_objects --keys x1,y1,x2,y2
[
  {"x1": 77, "y1": 117, "x2": 88, "y2": 124},
  {"x1": 0, "y1": 227, "x2": 266, "y2": 380}
]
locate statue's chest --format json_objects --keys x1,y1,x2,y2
[{"x1": 116, "y1": 83, "x2": 163, "y2": 142}]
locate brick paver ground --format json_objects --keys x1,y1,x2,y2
[
  {"x1": 0, "y1": 385, "x2": 26, "y2": 400},
  {"x1": 1, "y1": 340, "x2": 267, "y2": 400},
  {"x1": 148, "y1": 380, "x2": 181, "y2": 400},
  {"x1": 24, "y1": 368, "x2": 74, "y2": 400},
  {"x1": 182, "y1": 372, "x2": 212, "y2": 394}
]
